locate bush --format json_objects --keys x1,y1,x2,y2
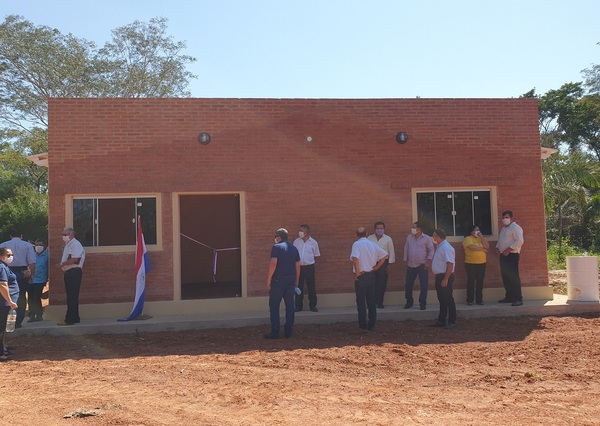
[{"x1": 547, "y1": 239, "x2": 599, "y2": 269}]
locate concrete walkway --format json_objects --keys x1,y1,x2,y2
[{"x1": 11, "y1": 294, "x2": 600, "y2": 337}]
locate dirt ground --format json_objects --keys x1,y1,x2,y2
[{"x1": 2, "y1": 271, "x2": 600, "y2": 426}]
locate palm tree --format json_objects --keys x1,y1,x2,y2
[{"x1": 543, "y1": 152, "x2": 600, "y2": 249}]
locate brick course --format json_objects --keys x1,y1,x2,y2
[{"x1": 48, "y1": 98, "x2": 548, "y2": 304}]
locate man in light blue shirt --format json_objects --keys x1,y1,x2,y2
[
  {"x1": 28, "y1": 239, "x2": 49, "y2": 322},
  {"x1": 0, "y1": 229, "x2": 36, "y2": 328}
]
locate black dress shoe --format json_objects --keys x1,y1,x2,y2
[
  {"x1": 429, "y1": 321, "x2": 445, "y2": 327},
  {"x1": 498, "y1": 298, "x2": 511, "y2": 303},
  {"x1": 264, "y1": 333, "x2": 280, "y2": 339},
  {"x1": 467, "y1": 302, "x2": 473, "y2": 306},
  {"x1": 419, "y1": 305, "x2": 426, "y2": 311},
  {"x1": 511, "y1": 300, "x2": 523, "y2": 306},
  {"x1": 476, "y1": 301, "x2": 484, "y2": 305},
  {"x1": 403, "y1": 303, "x2": 413, "y2": 309},
  {"x1": 377, "y1": 304, "x2": 384, "y2": 309},
  {"x1": 445, "y1": 323, "x2": 456, "y2": 329},
  {"x1": 295, "y1": 307, "x2": 302, "y2": 312},
  {"x1": 310, "y1": 306, "x2": 318, "y2": 312}
]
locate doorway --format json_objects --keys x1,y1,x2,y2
[{"x1": 179, "y1": 194, "x2": 242, "y2": 299}]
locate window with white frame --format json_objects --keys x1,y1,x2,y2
[
  {"x1": 73, "y1": 196, "x2": 157, "y2": 247},
  {"x1": 415, "y1": 190, "x2": 492, "y2": 237}
]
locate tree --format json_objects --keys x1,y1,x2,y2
[
  {"x1": 542, "y1": 152, "x2": 600, "y2": 248},
  {"x1": 94, "y1": 17, "x2": 196, "y2": 98},
  {"x1": 0, "y1": 15, "x2": 197, "y2": 129},
  {"x1": 0, "y1": 15, "x2": 196, "y2": 238}
]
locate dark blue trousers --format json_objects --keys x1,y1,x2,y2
[
  {"x1": 405, "y1": 264, "x2": 429, "y2": 307},
  {"x1": 64, "y1": 268, "x2": 82, "y2": 324},
  {"x1": 269, "y1": 275, "x2": 296, "y2": 337},
  {"x1": 435, "y1": 273, "x2": 456, "y2": 326},
  {"x1": 355, "y1": 271, "x2": 376, "y2": 329},
  {"x1": 499, "y1": 253, "x2": 522, "y2": 302}
]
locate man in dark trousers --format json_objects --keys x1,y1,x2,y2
[
  {"x1": 265, "y1": 228, "x2": 300, "y2": 339},
  {"x1": 0, "y1": 229, "x2": 36, "y2": 328},
  {"x1": 58, "y1": 227, "x2": 85, "y2": 326},
  {"x1": 350, "y1": 226, "x2": 388, "y2": 331}
]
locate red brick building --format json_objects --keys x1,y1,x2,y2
[{"x1": 46, "y1": 98, "x2": 551, "y2": 319}]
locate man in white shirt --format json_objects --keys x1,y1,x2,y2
[
  {"x1": 431, "y1": 228, "x2": 456, "y2": 329},
  {"x1": 350, "y1": 226, "x2": 388, "y2": 331},
  {"x1": 58, "y1": 227, "x2": 86, "y2": 326},
  {"x1": 293, "y1": 224, "x2": 321, "y2": 312},
  {"x1": 495, "y1": 210, "x2": 525, "y2": 306},
  {"x1": 367, "y1": 221, "x2": 395, "y2": 309}
]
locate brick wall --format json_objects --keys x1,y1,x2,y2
[{"x1": 48, "y1": 98, "x2": 548, "y2": 304}]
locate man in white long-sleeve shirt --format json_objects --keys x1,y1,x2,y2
[{"x1": 495, "y1": 210, "x2": 524, "y2": 306}]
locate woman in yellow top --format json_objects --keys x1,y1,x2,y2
[{"x1": 463, "y1": 225, "x2": 489, "y2": 305}]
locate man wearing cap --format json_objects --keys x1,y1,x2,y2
[
  {"x1": 265, "y1": 228, "x2": 300, "y2": 339},
  {"x1": 0, "y1": 229, "x2": 36, "y2": 328}
]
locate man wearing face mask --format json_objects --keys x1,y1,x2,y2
[
  {"x1": 293, "y1": 224, "x2": 321, "y2": 312},
  {"x1": 403, "y1": 222, "x2": 434, "y2": 310},
  {"x1": 496, "y1": 211, "x2": 524, "y2": 306},
  {"x1": 0, "y1": 229, "x2": 36, "y2": 328},
  {"x1": 367, "y1": 221, "x2": 395, "y2": 309},
  {"x1": 27, "y1": 239, "x2": 49, "y2": 322},
  {"x1": 0, "y1": 247, "x2": 19, "y2": 361},
  {"x1": 265, "y1": 228, "x2": 300, "y2": 339},
  {"x1": 58, "y1": 227, "x2": 85, "y2": 326}
]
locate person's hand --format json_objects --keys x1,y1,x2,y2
[
  {"x1": 441, "y1": 278, "x2": 448, "y2": 288},
  {"x1": 266, "y1": 281, "x2": 271, "y2": 291},
  {"x1": 9, "y1": 301, "x2": 17, "y2": 309},
  {"x1": 502, "y1": 248, "x2": 511, "y2": 256}
]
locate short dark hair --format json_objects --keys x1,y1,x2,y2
[
  {"x1": 35, "y1": 238, "x2": 47, "y2": 246},
  {"x1": 0, "y1": 247, "x2": 10, "y2": 256},
  {"x1": 466, "y1": 225, "x2": 479, "y2": 237},
  {"x1": 501, "y1": 210, "x2": 513, "y2": 218},
  {"x1": 276, "y1": 228, "x2": 289, "y2": 241},
  {"x1": 413, "y1": 222, "x2": 422, "y2": 229},
  {"x1": 299, "y1": 224, "x2": 310, "y2": 231},
  {"x1": 433, "y1": 228, "x2": 447, "y2": 240},
  {"x1": 8, "y1": 229, "x2": 21, "y2": 237},
  {"x1": 374, "y1": 221, "x2": 385, "y2": 229}
]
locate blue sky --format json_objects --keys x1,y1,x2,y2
[{"x1": 4, "y1": 0, "x2": 599, "y2": 98}]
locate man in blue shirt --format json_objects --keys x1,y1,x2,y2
[
  {"x1": 265, "y1": 228, "x2": 300, "y2": 339},
  {"x1": 28, "y1": 239, "x2": 49, "y2": 322}
]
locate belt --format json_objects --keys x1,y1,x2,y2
[
  {"x1": 9, "y1": 266, "x2": 28, "y2": 271},
  {"x1": 64, "y1": 267, "x2": 82, "y2": 273}
]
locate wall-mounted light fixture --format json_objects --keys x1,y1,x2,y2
[
  {"x1": 198, "y1": 132, "x2": 211, "y2": 145},
  {"x1": 396, "y1": 132, "x2": 409, "y2": 144}
]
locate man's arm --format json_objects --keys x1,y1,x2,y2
[
  {"x1": 266, "y1": 258, "x2": 277, "y2": 290},
  {"x1": 0, "y1": 282, "x2": 18, "y2": 309},
  {"x1": 352, "y1": 257, "x2": 361, "y2": 280},
  {"x1": 295, "y1": 261, "x2": 301, "y2": 287},
  {"x1": 441, "y1": 261, "x2": 454, "y2": 288}
]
